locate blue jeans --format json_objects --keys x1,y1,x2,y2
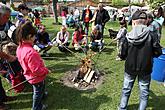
[
  {"x1": 32, "y1": 81, "x2": 45, "y2": 110},
  {"x1": 91, "y1": 42, "x2": 103, "y2": 50},
  {"x1": 119, "y1": 72, "x2": 151, "y2": 110}
]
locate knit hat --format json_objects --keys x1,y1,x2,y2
[{"x1": 132, "y1": 10, "x2": 147, "y2": 20}]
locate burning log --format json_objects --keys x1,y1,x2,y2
[
  {"x1": 60, "y1": 48, "x2": 105, "y2": 90},
  {"x1": 72, "y1": 52, "x2": 99, "y2": 87}
]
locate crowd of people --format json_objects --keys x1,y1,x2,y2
[{"x1": 0, "y1": 1, "x2": 164, "y2": 110}]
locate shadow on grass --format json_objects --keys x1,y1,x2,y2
[
  {"x1": 128, "y1": 90, "x2": 165, "y2": 110},
  {"x1": 104, "y1": 41, "x2": 116, "y2": 47},
  {"x1": 45, "y1": 76, "x2": 111, "y2": 110},
  {"x1": 148, "y1": 90, "x2": 165, "y2": 109},
  {"x1": 101, "y1": 47, "x2": 115, "y2": 55},
  {"x1": 7, "y1": 75, "x2": 111, "y2": 110},
  {"x1": 7, "y1": 86, "x2": 33, "y2": 109}
]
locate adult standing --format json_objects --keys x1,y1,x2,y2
[
  {"x1": 94, "y1": 3, "x2": 110, "y2": 36},
  {"x1": 74, "y1": 7, "x2": 80, "y2": 24},
  {"x1": 61, "y1": 7, "x2": 67, "y2": 27},
  {"x1": 147, "y1": 13, "x2": 161, "y2": 41},
  {"x1": 0, "y1": 3, "x2": 17, "y2": 110},
  {"x1": 153, "y1": 6, "x2": 164, "y2": 41},
  {"x1": 82, "y1": 5, "x2": 93, "y2": 35},
  {"x1": 118, "y1": 11, "x2": 162, "y2": 110}
]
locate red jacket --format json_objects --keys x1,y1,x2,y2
[
  {"x1": 72, "y1": 31, "x2": 85, "y2": 45},
  {"x1": 16, "y1": 42, "x2": 49, "y2": 84}
]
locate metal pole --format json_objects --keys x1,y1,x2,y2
[{"x1": 10, "y1": 0, "x2": 14, "y2": 5}]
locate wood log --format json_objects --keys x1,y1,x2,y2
[
  {"x1": 85, "y1": 70, "x2": 95, "y2": 83},
  {"x1": 83, "y1": 68, "x2": 91, "y2": 81}
]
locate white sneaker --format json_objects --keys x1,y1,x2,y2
[
  {"x1": 41, "y1": 104, "x2": 48, "y2": 110},
  {"x1": 116, "y1": 57, "x2": 122, "y2": 61},
  {"x1": 33, "y1": 45, "x2": 41, "y2": 52}
]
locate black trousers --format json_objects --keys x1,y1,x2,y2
[{"x1": 0, "y1": 77, "x2": 6, "y2": 104}]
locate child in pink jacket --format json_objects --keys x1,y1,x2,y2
[{"x1": 16, "y1": 21, "x2": 49, "y2": 110}]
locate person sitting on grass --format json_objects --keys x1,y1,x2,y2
[
  {"x1": 113, "y1": 18, "x2": 127, "y2": 61},
  {"x1": 55, "y1": 26, "x2": 70, "y2": 52},
  {"x1": 72, "y1": 24, "x2": 86, "y2": 51},
  {"x1": 16, "y1": 21, "x2": 49, "y2": 110},
  {"x1": 89, "y1": 25, "x2": 103, "y2": 52},
  {"x1": 34, "y1": 24, "x2": 52, "y2": 56}
]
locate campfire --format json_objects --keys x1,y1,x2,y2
[{"x1": 61, "y1": 52, "x2": 105, "y2": 90}]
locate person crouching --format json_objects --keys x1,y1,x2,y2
[
  {"x1": 34, "y1": 25, "x2": 52, "y2": 56},
  {"x1": 72, "y1": 24, "x2": 86, "y2": 51},
  {"x1": 55, "y1": 26, "x2": 70, "y2": 52},
  {"x1": 89, "y1": 25, "x2": 103, "y2": 52}
]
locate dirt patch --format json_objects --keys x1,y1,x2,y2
[{"x1": 60, "y1": 68, "x2": 105, "y2": 91}]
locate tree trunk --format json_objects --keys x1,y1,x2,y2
[
  {"x1": 52, "y1": 0, "x2": 59, "y2": 24},
  {"x1": 10, "y1": 0, "x2": 14, "y2": 4}
]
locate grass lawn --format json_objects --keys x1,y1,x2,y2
[{"x1": 3, "y1": 17, "x2": 165, "y2": 110}]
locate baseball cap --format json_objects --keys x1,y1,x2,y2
[{"x1": 132, "y1": 10, "x2": 147, "y2": 20}]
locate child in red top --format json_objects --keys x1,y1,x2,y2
[
  {"x1": 16, "y1": 21, "x2": 49, "y2": 110},
  {"x1": 72, "y1": 24, "x2": 86, "y2": 50}
]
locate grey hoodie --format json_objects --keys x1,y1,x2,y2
[
  {"x1": 126, "y1": 25, "x2": 150, "y2": 45},
  {"x1": 124, "y1": 24, "x2": 162, "y2": 75}
]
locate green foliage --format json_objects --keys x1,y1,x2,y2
[
  {"x1": 147, "y1": 0, "x2": 165, "y2": 9},
  {"x1": 43, "y1": 0, "x2": 50, "y2": 3},
  {"x1": 112, "y1": 0, "x2": 129, "y2": 7},
  {"x1": 131, "y1": 2, "x2": 145, "y2": 7}
]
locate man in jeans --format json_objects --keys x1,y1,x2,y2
[
  {"x1": 118, "y1": 10, "x2": 162, "y2": 110},
  {"x1": 94, "y1": 3, "x2": 110, "y2": 36}
]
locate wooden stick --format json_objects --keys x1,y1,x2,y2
[
  {"x1": 61, "y1": 44, "x2": 83, "y2": 60},
  {"x1": 5, "y1": 76, "x2": 38, "y2": 93}
]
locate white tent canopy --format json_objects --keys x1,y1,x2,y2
[
  {"x1": 103, "y1": 6, "x2": 117, "y2": 11},
  {"x1": 89, "y1": 6, "x2": 96, "y2": 10}
]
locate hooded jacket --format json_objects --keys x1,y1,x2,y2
[{"x1": 124, "y1": 25, "x2": 162, "y2": 75}]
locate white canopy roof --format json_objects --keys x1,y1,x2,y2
[{"x1": 103, "y1": 6, "x2": 117, "y2": 11}]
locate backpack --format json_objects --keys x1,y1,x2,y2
[{"x1": 118, "y1": 37, "x2": 128, "y2": 60}]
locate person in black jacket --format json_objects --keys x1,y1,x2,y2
[
  {"x1": 118, "y1": 11, "x2": 162, "y2": 110},
  {"x1": 94, "y1": 3, "x2": 110, "y2": 36},
  {"x1": 0, "y1": 3, "x2": 17, "y2": 110},
  {"x1": 81, "y1": 5, "x2": 93, "y2": 36},
  {"x1": 34, "y1": 25, "x2": 52, "y2": 56}
]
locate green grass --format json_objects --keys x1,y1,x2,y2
[{"x1": 3, "y1": 17, "x2": 165, "y2": 110}]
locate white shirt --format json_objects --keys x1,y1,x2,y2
[{"x1": 74, "y1": 9, "x2": 80, "y2": 16}]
